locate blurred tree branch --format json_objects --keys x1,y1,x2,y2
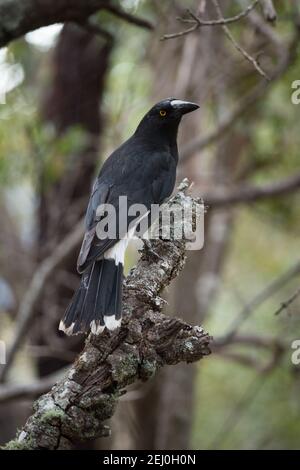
[
  {"x1": 0, "y1": 220, "x2": 84, "y2": 383},
  {"x1": 203, "y1": 171, "x2": 300, "y2": 207},
  {"x1": 0, "y1": 0, "x2": 153, "y2": 48},
  {"x1": 3, "y1": 185, "x2": 211, "y2": 450},
  {"x1": 0, "y1": 369, "x2": 68, "y2": 405},
  {"x1": 220, "y1": 260, "x2": 300, "y2": 343},
  {"x1": 274, "y1": 287, "x2": 300, "y2": 316},
  {"x1": 214, "y1": 333, "x2": 285, "y2": 373},
  {"x1": 259, "y1": 0, "x2": 277, "y2": 23}
]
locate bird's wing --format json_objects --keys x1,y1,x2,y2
[
  {"x1": 77, "y1": 180, "x2": 111, "y2": 272},
  {"x1": 77, "y1": 148, "x2": 176, "y2": 273}
]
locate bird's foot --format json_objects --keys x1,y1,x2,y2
[{"x1": 142, "y1": 239, "x2": 163, "y2": 261}]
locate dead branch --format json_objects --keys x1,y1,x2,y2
[
  {"x1": 180, "y1": 26, "x2": 299, "y2": 162},
  {"x1": 212, "y1": 0, "x2": 270, "y2": 80},
  {"x1": 274, "y1": 287, "x2": 300, "y2": 316},
  {"x1": 161, "y1": 1, "x2": 259, "y2": 40},
  {"x1": 3, "y1": 185, "x2": 211, "y2": 450}
]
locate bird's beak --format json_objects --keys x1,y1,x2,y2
[{"x1": 170, "y1": 99, "x2": 200, "y2": 115}]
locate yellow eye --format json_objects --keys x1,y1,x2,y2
[{"x1": 160, "y1": 110, "x2": 167, "y2": 117}]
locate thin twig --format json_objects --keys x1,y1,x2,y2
[
  {"x1": 161, "y1": 1, "x2": 259, "y2": 40},
  {"x1": 161, "y1": 20, "x2": 199, "y2": 40},
  {"x1": 212, "y1": 0, "x2": 270, "y2": 80},
  {"x1": 274, "y1": 287, "x2": 300, "y2": 315},
  {"x1": 220, "y1": 260, "x2": 300, "y2": 342},
  {"x1": 180, "y1": 27, "x2": 299, "y2": 162}
]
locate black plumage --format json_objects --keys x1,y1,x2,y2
[{"x1": 59, "y1": 98, "x2": 199, "y2": 335}]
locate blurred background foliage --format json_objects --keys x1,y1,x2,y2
[{"x1": 0, "y1": 0, "x2": 299, "y2": 450}]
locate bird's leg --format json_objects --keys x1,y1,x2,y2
[{"x1": 142, "y1": 239, "x2": 163, "y2": 261}]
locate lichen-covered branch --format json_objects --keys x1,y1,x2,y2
[{"x1": 4, "y1": 184, "x2": 211, "y2": 450}]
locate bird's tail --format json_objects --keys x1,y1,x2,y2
[{"x1": 59, "y1": 259, "x2": 123, "y2": 335}]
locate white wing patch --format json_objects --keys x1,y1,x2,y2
[
  {"x1": 103, "y1": 224, "x2": 137, "y2": 265},
  {"x1": 90, "y1": 320, "x2": 105, "y2": 335},
  {"x1": 59, "y1": 320, "x2": 75, "y2": 336},
  {"x1": 104, "y1": 238, "x2": 128, "y2": 265},
  {"x1": 104, "y1": 315, "x2": 121, "y2": 330}
]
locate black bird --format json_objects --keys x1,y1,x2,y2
[{"x1": 59, "y1": 98, "x2": 199, "y2": 335}]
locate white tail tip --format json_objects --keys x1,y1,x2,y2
[
  {"x1": 90, "y1": 320, "x2": 105, "y2": 335},
  {"x1": 59, "y1": 320, "x2": 75, "y2": 336},
  {"x1": 104, "y1": 315, "x2": 121, "y2": 331}
]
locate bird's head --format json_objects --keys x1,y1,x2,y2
[{"x1": 135, "y1": 98, "x2": 199, "y2": 140}]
